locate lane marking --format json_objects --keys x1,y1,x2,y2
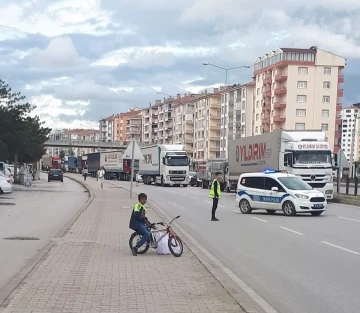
[
  {"x1": 232, "y1": 210, "x2": 240, "y2": 214},
  {"x1": 252, "y1": 217, "x2": 268, "y2": 223},
  {"x1": 339, "y1": 216, "x2": 360, "y2": 223},
  {"x1": 151, "y1": 202, "x2": 279, "y2": 313},
  {"x1": 203, "y1": 200, "x2": 212, "y2": 204},
  {"x1": 279, "y1": 226, "x2": 304, "y2": 236},
  {"x1": 219, "y1": 204, "x2": 225, "y2": 208},
  {"x1": 321, "y1": 241, "x2": 360, "y2": 255},
  {"x1": 192, "y1": 196, "x2": 199, "y2": 199}
]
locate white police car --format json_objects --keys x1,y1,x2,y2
[{"x1": 236, "y1": 171, "x2": 327, "y2": 216}]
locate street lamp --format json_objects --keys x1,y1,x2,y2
[{"x1": 203, "y1": 63, "x2": 250, "y2": 158}]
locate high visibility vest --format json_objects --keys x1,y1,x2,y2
[
  {"x1": 134, "y1": 202, "x2": 146, "y2": 213},
  {"x1": 209, "y1": 179, "x2": 221, "y2": 198}
]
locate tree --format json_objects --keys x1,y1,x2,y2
[
  {"x1": 68, "y1": 147, "x2": 75, "y2": 156},
  {"x1": 59, "y1": 149, "x2": 66, "y2": 159},
  {"x1": 0, "y1": 79, "x2": 51, "y2": 163}
]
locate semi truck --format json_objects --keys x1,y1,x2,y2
[
  {"x1": 86, "y1": 150, "x2": 131, "y2": 180},
  {"x1": 67, "y1": 156, "x2": 77, "y2": 173},
  {"x1": 41, "y1": 155, "x2": 52, "y2": 170},
  {"x1": 227, "y1": 130, "x2": 334, "y2": 199},
  {"x1": 198, "y1": 158, "x2": 228, "y2": 190},
  {"x1": 139, "y1": 144, "x2": 191, "y2": 187},
  {"x1": 76, "y1": 155, "x2": 87, "y2": 174}
]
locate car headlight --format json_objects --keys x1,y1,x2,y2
[{"x1": 295, "y1": 194, "x2": 309, "y2": 199}]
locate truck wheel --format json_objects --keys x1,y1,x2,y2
[
  {"x1": 183, "y1": 184, "x2": 187, "y2": 187},
  {"x1": 226, "y1": 185, "x2": 230, "y2": 193},
  {"x1": 161, "y1": 176, "x2": 165, "y2": 187}
]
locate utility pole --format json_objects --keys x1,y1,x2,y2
[
  {"x1": 349, "y1": 113, "x2": 358, "y2": 179},
  {"x1": 129, "y1": 134, "x2": 135, "y2": 199}
]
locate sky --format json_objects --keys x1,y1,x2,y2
[{"x1": 1, "y1": 0, "x2": 360, "y2": 129}]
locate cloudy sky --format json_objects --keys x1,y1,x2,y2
[{"x1": 1, "y1": 0, "x2": 360, "y2": 129}]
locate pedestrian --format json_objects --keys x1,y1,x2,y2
[
  {"x1": 97, "y1": 166, "x2": 105, "y2": 189},
  {"x1": 209, "y1": 171, "x2": 222, "y2": 221},
  {"x1": 83, "y1": 167, "x2": 88, "y2": 181},
  {"x1": 129, "y1": 193, "x2": 153, "y2": 256}
]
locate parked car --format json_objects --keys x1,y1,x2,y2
[
  {"x1": 0, "y1": 171, "x2": 14, "y2": 194},
  {"x1": 48, "y1": 169, "x2": 63, "y2": 182},
  {"x1": 189, "y1": 171, "x2": 201, "y2": 187}
]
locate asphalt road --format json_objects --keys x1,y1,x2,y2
[
  {"x1": 0, "y1": 174, "x2": 88, "y2": 291},
  {"x1": 106, "y1": 179, "x2": 360, "y2": 313}
]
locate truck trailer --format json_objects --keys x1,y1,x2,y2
[
  {"x1": 227, "y1": 130, "x2": 334, "y2": 199},
  {"x1": 198, "y1": 158, "x2": 228, "y2": 190},
  {"x1": 139, "y1": 144, "x2": 191, "y2": 187},
  {"x1": 67, "y1": 156, "x2": 77, "y2": 173}
]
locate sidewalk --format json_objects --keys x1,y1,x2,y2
[{"x1": 0, "y1": 175, "x2": 244, "y2": 313}]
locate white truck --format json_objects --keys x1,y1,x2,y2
[
  {"x1": 139, "y1": 144, "x2": 191, "y2": 187},
  {"x1": 227, "y1": 130, "x2": 334, "y2": 199}
]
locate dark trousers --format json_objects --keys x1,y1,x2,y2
[
  {"x1": 212, "y1": 197, "x2": 219, "y2": 218},
  {"x1": 135, "y1": 223, "x2": 150, "y2": 248}
]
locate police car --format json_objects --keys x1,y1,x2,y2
[{"x1": 236, "y1": 171, "x2": 327, "y2": 216}]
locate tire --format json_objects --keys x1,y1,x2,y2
[
  {"x1": 311, "y1": 211, "x2": 323, "y2": 216},
  {"x1": 48, "y1": 179, "x2": 50, "y2": 182},
  {"x1": 168, "y1": 234, "x2": 183, "y2": 257},
  {"x1": 183, "y1": 184, "x2": 187, "y2": 187},
  {"x1": 239, "y1": 199, "x2": 252, "y2": 214},
  {"x1": 61, "y1": 179, "x2": 63, "y2": 183},
  {"x1": 226, "y1": 185, "x2": 230, "y2": 193},
  {"x1": 266, "y1": 210, "x2": 276, "y2": 214},
  {"x1": 161, "y1": 176, "x2": 165, "y2": 187},
  {"x1": 282, "y1": 201, "x2": 296, "y2": 216},
  {"x1": 129, "y1": 232, "x2": 150, "y2": 254}
]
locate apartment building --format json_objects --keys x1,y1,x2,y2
[
  {"x1": 141, "y1": 100, "x2": 160, "y2": 144},
  {"x1": 238, "y1": 81, "x2": 255, "y2": 138},
  {"x1": 126, "y1": 112, "x2": 142, "y2": 142},
  {"x1": 172, "y1": 94, "x2": 197, "y2": 155},
  {"x1": 112, "y1": 108, "x2": 142, "y2": 142},
  {"x1": 253, "y1": 47, "x2": 345, "y2": 152},
  {"x1": 341, "y1": 106, "x2": 360, "y2": 163},
  {"x1": 99, "y1": 115, "x2": 114, "y2": 141},
  {"x1": 192, "y1": 90, "x2": 221, "y2": 162}
]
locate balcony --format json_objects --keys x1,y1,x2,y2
[
  {"x1": 265, "y1": 90, "x2": 271, "y2": 98},
  {"x1": 209, "y1": 147, "x2": 220, "y2": 152},
  {"x1": 209, "y1": 137, "x2": 219, "y2": 141},
  {"x1": 210, "y1": 103, "x2": 221, "y2": 109},
  {"x1": 338, "y1": 75, "x2": 344, "y2": 84},
  {"x1": 274, "y1": 87, "x2": 287, "y2": 95},
  {"x1": 335, "y1": 131, "x2": 341, "y2": 139},
  {"x1": 275, "y1": 73, "x2": 288, "y2": 81},
  {"x1": 263, "y1": 117, "x2": 270, "y2": 125},
  {"x1": 335, "y1": 119, "x2": 342, "y2": 126},
  {"x1": 273, "y1": 114, "x2": 286, "y2": 123},
  {"x1": 266, "y1": 76, "x2": 272, "y2": 84},
  {"x1": 337, "y1": 89, "x2": 343, "y2": 97},
  {"x1": 210, "y1": 125, "x2": 221, "y2": 130},
  {"x1": 274, "y1": 101, "x2": 286, "y2": 109},
  {"x1": 211, "y1": 114, "x2": 221, "y2": 120},
  {"x1": 336, "y1": 104, "x2": 342, "y2": 111},
  {"x1": 185, "y1": 129, "x2": 194, "y2": 134}
]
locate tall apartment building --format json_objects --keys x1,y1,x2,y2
[
  {"x1": 126, "y1": 113, "x2": 142, "y2": 142},
  {"x1": 113, "y1": 108, "x2": 142, "y2": 142},
  {"x1": 192, "y1": 90, "x2": 221, "y2": 162},
  {"x1": 141, "y1": 100, "x2": 160, "y2": 144},
  {"x1": 341, "y1": 106, "x2": 360, "y2": 163},
  {"x1": 99, "y1": 116, "x2": 114, "y2": 141},
  {"x1": 253, "y1": 47, "x2": 345, "y2": 152},
  {"x1": 237, "y1": 81, "x2": 255, "y2": 138}
]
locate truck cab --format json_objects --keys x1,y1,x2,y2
[{"x1": 282, "y1": 141, "x2": 333, "y2": 199}]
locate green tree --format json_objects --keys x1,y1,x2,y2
[
  {"x1": 0, "y1": 79, "x2": 51, "y2": 163},
  {"x1": 59, "y1": 149, "x2": 66, "y2": 159}
]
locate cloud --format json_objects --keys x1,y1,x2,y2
[
  {"x1": 1, "y1": 0, "x2": 360, "y2": 129},
  {"x1": 29, "y1": 36, "x2": 89, "y2": 68}
]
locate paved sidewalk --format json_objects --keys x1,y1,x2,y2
[{"x1": 0, "y1": 175, "x2": 244, "y2": 313}]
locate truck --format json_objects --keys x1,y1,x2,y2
[
  {"x1": 199, "y1": 159, "x2": 228, "y2": 190},
  {"x1": 67, "y1": 156, "x2": 77, "y2": 173},
  {"x1": 41, "y1": 155, "x2": 52, "y2": 170},
  {"x1": 86, "y1": 150, "x2": 131, "y2": 180},
  {"x1": 227, "y1": 130, "x2": 334, "y2": 199},
  {"x1": 76, "y1": 156, "x2": 87, "y2": 173},
  {"x1": 139, "y1": 144, "x2": 191, "y2": 187}
]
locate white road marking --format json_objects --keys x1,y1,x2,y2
[
  {"x1": 152, "y1": 202, "x2": 279, "y2": 313},
  {"x1": 192, "y1": 196, "x2": 199, "y2": 199},
  {"x1": 203, "y1": 200, "x2": 212, "y2": 204},
  {"x1": 252, "y1": 217, "x2": 268, "y2": 223},
  {"x1": 279, "y1": 226, "x2": 304, "y2": 236},
  {"x1": 321, "y1": 241, "x2": 360, "y2": 255},
  {"x1": 232, "y1": 210, "x2": 240, "y2": 214},
  {"x1": 339, "y1": 216, "x2": 360, "y2": 223},
  {"x1": 219, "y1": 205, "x2": 225, "y2": 208}
]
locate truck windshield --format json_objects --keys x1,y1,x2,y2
[
  {"x1": 278, "y1": 177, "x2": 313, "y2": 190},
  {"x1": 293, "y1": 150, "x2": 332, "y2": 165},
  {"x1": 165, "y1": 156, "x2": 189, "y2": 166}
]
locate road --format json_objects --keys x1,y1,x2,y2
[
  {"x1": 0, "y1": 174, "x2": 88, "y2": 291},
  {"x1": 106, "y1": 179, "x2": 360, "y2": 313}
]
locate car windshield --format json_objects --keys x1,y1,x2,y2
[
  {"x1": 278, "y1": 177, "x2": 313, "y2": 190},
  {"x1": 50, "y1": 170, "x2": 62, "y2": 174}
]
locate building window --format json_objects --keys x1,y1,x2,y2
[
  {"x1": 256, "y1": 114, "x2": 259, "y2": 121},
  {"x1": 295, "y1": 123, "x2": 305, "y2": 130},
  {"x1": 322, "y1": 109, "x2": 329, "y2": 118},
  {"x1": 255, "y1": 126, "x2": 259, "y2": 133},
  {"x1": 321, "y1": 123, "x2": 329, "y2": 131},
  {"x1": 296, "y1": 95, "x2": 307, "y2": 103},
  {"x1": 297, "y1": 81, "x2": 307, "y2": 89},
  {"x1": 323, "y1": 81, "x2": 331, "y2": 89},
  {"x1": 256, "y1": 101, "x2": 259, "y2": 108},
  {"x1": 296, "y1": 109, "x2": 306, "y2": 117},
  {"x1": 298, "y1": 67, "x2": 308, "y2": 74},
  {"x1": 271, "y1": 124, "x2": 273, "y2": 131},
  {"x1": 324, "y1": 67, "x2": 331, "y2": 75},
  {"x1": 323, "y1": 96, "x2": 330, "y2": 103},
  {"x1": 257, "y1": 75, "x2": 260, "y2": 82}
]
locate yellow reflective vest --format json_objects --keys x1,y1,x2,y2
[{"x1": 209, "y1": 179, "x2": 221, "y2": 199}]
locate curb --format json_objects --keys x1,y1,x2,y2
[
  {"x1": 0, "y1": 175, "x2": 95, "y2": 308},
  {"x1": 103, "y1": 179, "x2": 266, "y2": 313},
  {"x1": 330, "y1": 197, "x2": 360, "y2": 207}
]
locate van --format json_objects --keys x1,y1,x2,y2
[{"x1": 236, "y1": 171, "x2": 327, "y2": 216}]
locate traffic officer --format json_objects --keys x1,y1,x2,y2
[{"x1": 209, "y1": 171, "x2": 222, "y2": 221}]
